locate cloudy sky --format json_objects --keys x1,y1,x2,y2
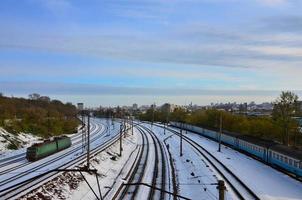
[{"x1": 0, "y1": 0, "x2": 301, "y2": 106}]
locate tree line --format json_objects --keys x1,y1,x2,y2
[
  {"x1": 0, "y1": 94, "x2": 79, "y2": 138},
  {"x1": 138, "y1": 91, "x2": 302, "y2": 147}
]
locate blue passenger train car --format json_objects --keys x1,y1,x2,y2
[
  {"x1": 170, "y1": 121, "x2": 302, "y2": 178},
  {"x1": 237, "y1": 135, "x2": 274, "y2": 162},
  {"x1": 269, "y1": 145, "x2": 302, "y2": 177}
]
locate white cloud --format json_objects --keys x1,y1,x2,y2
[
  {"x1": 31, "y1": 0, "x2": 72, "y2": 14},
  {"x1": 258, "y1": 0, "x2": 288, "y2": 6}
]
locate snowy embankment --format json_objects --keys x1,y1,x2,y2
[
  {"x1": 0, "y1": 127, "x2": 41, "y2": 155},
  {"x1": 147, "y1": 123, "x2": 233, "y2": 200},
  {"x1": 165, "y1": 124, "x2": 302, "y2": 200},
  {"x1": 19, "y1": 122, "x2": 139, "y2": 200}
]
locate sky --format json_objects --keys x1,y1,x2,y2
[{"x1": 0, "y1": 0, "x2": 302, "y2": 107}]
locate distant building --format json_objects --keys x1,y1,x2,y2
[
  {"x1": 133, "y1": 103, "x2": 138, "y2": 110},
  {"x1": 77, "y1": 103, "x2": 84, "y2": 110},
  {"x1": 239, "y1": 103, "x2": 248, "y2": 113}
]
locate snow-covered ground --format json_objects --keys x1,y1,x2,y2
[
  {"x1": 0, "y1": 118, "x2": 123, "y2": 199},
  {"x1": 144, "y1": 123, "x2": 233, "y2": 200},
  {"x1": 3, "y1": 120, "x2": 301, "y2": 200},
  {"x1": 20, "y1": 122, "x2": 140, "y2": 200},
  {"x1": 0, "y1": 127, "x2": 42, "y2": 153},
  {"x1": 161, "y1": 123, "x2": 302, "y2": 200}
]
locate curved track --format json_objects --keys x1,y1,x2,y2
[
  {"x1": 113, "y1": 124, "x2": 168, "y2": 200},
  {"x1": 0, "y1": 121, "x2": 100, "y2": 176},
  {"x1": 140, "y1": 125, "x2": 166, "y2": 200},
  {"x1": 0, "y1": 119, "x2": 122, "y2": 200},
  {"x1": 159, "y1": 123, "x2": 260, "y2": 200},
  {"x1": 0, "y1": 123, "x2": 88, "y2": 166},
  {"x1": 116, "y1": 126, "x2": 150, "y2": 200}
]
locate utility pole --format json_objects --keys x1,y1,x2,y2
[
  {"x1": 124, "y1": 118, "x2": 127, "y2": 138},
  {"x1": 108, "y1": 119, "x2": 110, "y2": 136},
  {"x1": 180, "y1": 123, "x2": 183, "y2": 157},
  {"x1": 47, "y1": 111, "x2": 50, "y2": 136},
  {"x1": 218, "y1": 112, "x2": 222, "y2": 152},
  {"x1": 152, "y1": 103, "x2": 155, "y2": 127},
  {"x1": 82, "y1": 114, "x2": 84, "y2": 152},
  {"x1": 217, "y1": 180, "x2": 226, "y2": 200},
  {"x1": 119, "y1": 124, "x2": 123, "y2": 156},
  {"x1": 82, "y1": 113, "x2": 87, "y2": 152},
  {"x1": 131, "y1": 117, "x2": 134, "y2": 135},
  {"x1": 82, "y1": 115, "x2": 85, "y2": 152},
  {"x1": 87, "y1": 114, "x2": 90, "y2": 169},
  {"x1": 164, "y1": 110, "x2": 169, "y2": 135}
]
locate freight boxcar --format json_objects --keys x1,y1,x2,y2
[{"x1": 26, "y1": 136, "x2": 71, "y2": 161}]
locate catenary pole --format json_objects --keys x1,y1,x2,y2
[
  {"x1": 119, "y1": 123, "x2": 123, "y2": 156},
  {"x1": 217, "y1": 180, "x2": 226, "y2": 200},
  {"x1": 218, "y1": 112, "x2": 222, "y2": 152},
  {"x1": 180, "y1": 123, "x2": 183, "y2": 157},
  {"x1": 87, "y1": 114, "x2": 90, "y2": 169}
]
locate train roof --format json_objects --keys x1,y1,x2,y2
[
  {"x1": 222, "y1": 130, "x2": 241, "y2": 137},
  {"x1": 31, "y1": 139, "x2": 56, "y2": 147},
  {"x1": 237, "y1": 135, "x2": 277, "y2": 148},
  {"x1": 30, "y1": 136, "x2": 69, "y2": 147},
  {"x1": 54, "y1": 135, "x2": 69, "y2": 139},
  {"x1": 270, "y1": 145, "x2": 302, "y2": 160}
]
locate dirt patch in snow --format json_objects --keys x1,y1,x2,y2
[{"x1": 19, "y1": 172, "x2": 84, "y2": 200}]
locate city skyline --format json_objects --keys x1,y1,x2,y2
[{"x1": 1, "y1": 91, "x2": 300, "y2": 108}]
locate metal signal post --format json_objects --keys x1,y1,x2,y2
[
  {"x1": 217, "y1": 180, "x2": 226, "y2": 200},
  {"x1": 180, "y1": 123, "x2": 183, "y2": 157},
  {"x1": 119, "y1": 124, "x2": 123, "y2": 156},
  {"x1": 131, "y1": 117, "x2": 134, "y2": 135},
  {"x1": 87, "y1": 115, "x2": 90, "y2": 169},
  {"x1": 218, "y1": 112, "x2": 222, "y2": 152}
]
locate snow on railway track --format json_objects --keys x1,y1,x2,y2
[
  {"x1": 114, "y1": 126, "x2": 150, "y2": 200},
  {"x1": 0, "y1": 118, "x2": 121, "y2": 200},
  {"x1": 0, "y1": 121, "x2": 99, "y2": 175},
  {"x1": 0, "y1": 121, "x2": 97, "y2": 172},
  {"x1": 0, "y1": 153, "x2": 25, "y2": 165},
  {"x1": 112, "y1": 124, "x2": 169, "y2": 200},
  {"x1": 140, "y1": 125, "x2": 167, "y2": 200},
  {"x1": 157, "y1": 124, "x2": 260, "y2": 200}
]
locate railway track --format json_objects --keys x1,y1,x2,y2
[
  {"x1": 0, "y1": 121, "x2": 101, "y2": 176},
  {"x1": 0, "y1": 120, "x2": 123, "y2": 200},
  {"x1": 0, "y1": 153, "x2": 26, "y2": 165},
  {"x1": 0, "y1": 120, "x2": 105, "y2": 184},
  {"x1": 0, "y1": 121, "x2": 96, "y2": 170},
  {"x1": 113, "y1": 124, "x2": 168, "y2": 200},
  {"x1": 116, "y1": 126, "x2": 150, "y2": 200},
  {"x1": 0, "y1": 122, "x2": 88, "y2": 166},
  {"x1": 157, "y1": 123, "x2": 260, "y2": 200},
  {"x1": 140, "y1": 125, "x2": 166, "y2": 200}
]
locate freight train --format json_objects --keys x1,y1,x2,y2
[
  {"x1": 170, "y1": 122, "x2": 302, "y2": 178},
  {"x1": 26, "y1": 136, "x2": 71, "y2": 161}
]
